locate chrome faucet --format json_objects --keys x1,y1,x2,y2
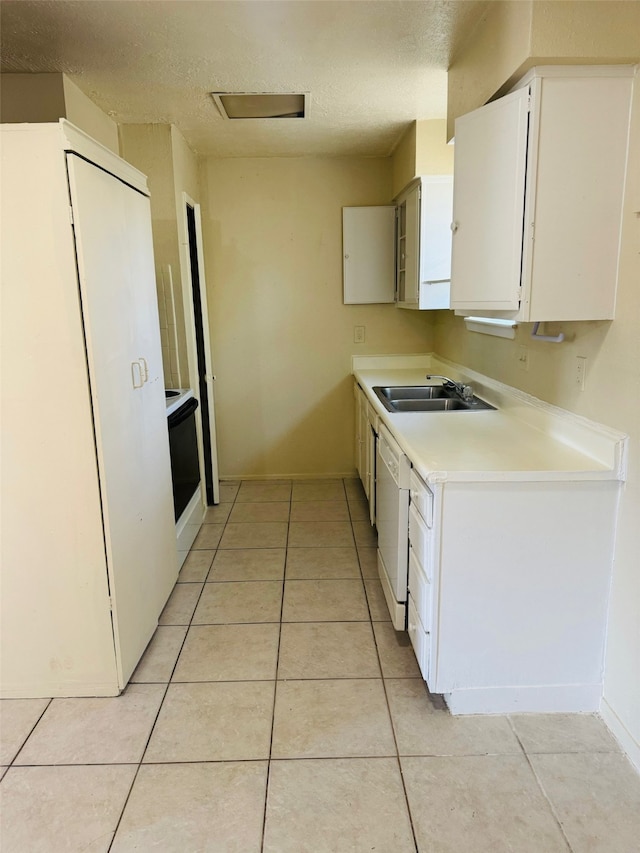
[{"x1": 426, "y1": 374, "x2": 474, "y2": 402}]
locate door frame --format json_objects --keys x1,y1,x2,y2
[{"x1": 179, "y1": 192, "x2": 220, "y2": 504}]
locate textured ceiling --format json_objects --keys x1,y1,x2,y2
[{"x1": 0, "y1": 0, "x2": 487, "y2": 157}]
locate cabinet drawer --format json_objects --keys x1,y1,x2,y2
[
  {"x1": 409, "y1": 469, "x2": 433, "y2": 527},
  {"x1": 407, "y1": 594, "x2": 430, "y2": 682},
  {"x1": 409, "y1": 503, "x2": 431, "y2": 579},
  {"x1": 408, "y1": 545, "x2": 431, "y2": 631}
]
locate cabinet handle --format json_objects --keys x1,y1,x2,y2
[
  {"x1": 450, "y1": 221, "x2": 459, "y2": 233},
  {"x1": 139, "y1": 357, "x2": 149, "y2": 383},
  {"x1": 131, "y1": 361, "x2": 144, "y2": 389}
]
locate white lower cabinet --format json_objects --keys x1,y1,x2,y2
[{"x1": 406, "y1": 468, "x2": 619, "y2": 715}]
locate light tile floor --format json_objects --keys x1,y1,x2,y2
[{"x1": 1, "y1": 477, "x2": 639, "y2": 852}]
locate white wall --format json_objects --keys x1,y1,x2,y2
[
  {"x1": 199, "y1": 156, "x2": 434, "y2": 478},
  {"x1": 444, "y1": 1, "x2": 640, "y2": 769}
]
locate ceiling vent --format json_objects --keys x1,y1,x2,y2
[{"x1": 210, "y1": 92, "x2": 307, "y2": 120}]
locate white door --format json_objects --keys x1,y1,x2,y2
[
  {"x1": 342, "y1": 206, "x2": 395, "y2": 304},
  {"x1": 66, "y1": 154, "x2": 177, "y2": 685},
  {"x1": 450, "y1": 87, "x2": 530, "y2": 312}
]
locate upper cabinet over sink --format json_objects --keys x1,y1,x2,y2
[{"x1": 450, "y1": 66, "x2": 635, "y2": 322}]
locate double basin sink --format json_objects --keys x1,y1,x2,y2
[{"x1": 373, "y1": 385, "x2": 495, "y2": 413}]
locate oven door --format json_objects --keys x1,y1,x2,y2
[{"x1": 167, "y1": 396, "x2": 200, "y2": 522}]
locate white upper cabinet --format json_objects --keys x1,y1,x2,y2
[
  {"x1": 343, "y1": 206, "x2": 396, "y2": 303},
  {"x1": 396, "y1": 176, "x2": 454, "y2": 311},
  {"x1": 450, "y1": 66, "x2": 634, "y2": 322}
]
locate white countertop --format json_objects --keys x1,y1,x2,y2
[{"x1": 353, "y1": 355, "x2": 627, "y2": 484}]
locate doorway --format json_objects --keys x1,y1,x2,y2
[{"x1": 182, "y1": 196, "x2": 220, "y2": 505}]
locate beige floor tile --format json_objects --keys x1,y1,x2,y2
[
  {"x1": 510, "y1": 713, "x2": 621, "y2": 754},
  {"x1": 177, "y1": 549, "x2": 214, "y2": 582},
  {"x1": 0, "y1": 699, "x2": 50, "y2": 765},
  {"x1": 344, "y1": 478, "x2": 367, "y2": 500},
  {"x1": 0, "y1": 764, "x2": 136, "y2": 853},
  {"x1": 289, "y1": 500, "x2": 349, "y2": 521},
  {"x1": 347, "y1": 497, "x2": 369, "y2": 521},
  {"x1": 158, "y1": 582, "x2": 203, "y2": 625},
  {"x1": 15, "y1": 684, "x2": 165, "y2": 765},
  {"x1": 236, "y1": 482, "x2": 292, "y2": 502},
  {"x1": 530, "y1": 752, "x2": 640, "y2": 853},
  {"x1": 191, "y1": 523, "x2": 224, "y2": 550},
  {"x1": 271, "y1": 679, "x2": 395, "y2": 758},
  {"x1": 288, "y1": 521, "x2": 354, "y2": 547},
  {"x1": 402, "y1": 754, "x2": 569, "y2": 853},
  {"x1": 364, "y1": 578, "x2": 392, "y2": 621},
  {"x1": 352, "y1": 520, "x2": 378, "y2": 548},
  {"x1": 229, "y1": 501, "x2": 290, "y2": 522},
  {"x1": 282, "y1": 579, "x2": 369, "y2": 622},
  {"x1": 173, "y1": 624, "x2": 280, "y2": 681},
  {"x1": 278, "y1": 622, "x2": 381, "y2": 679},
  {"x1": 208, "y1": 548, "x2": 286, "y2": 581},
  {"x1": 218, "y1": 482, "x2": 240, "y2": 502},
  {"x1": 285, "y1": 547, "x2": 360, "y2": 579},
  {"x1": 291, "y1": 481, "x2": 346, "y2": 502},
  {"x1": 192, "y1": 580, "x2": 283, "y2": 624},
  {"x1": 144, "y1": 682, "x2": 274, "y2": 762},
  {"x1": 358, "y1": 546, "x2": 379, "y2": 578},
  {"x1": 219, "y1": 522, "x2": 288, "y2": 549},
  {"x1": 203, "y1": 503, "x2": 232, "y2": 524},
  {"x1": 111, "y1": 762, "x2": 268, "y2": 853},
  {"x1": 263, "y1": 758, "x2": 415, "y2": 853},
  {"x1": 130, "y1": 626, "x2": 188, "y2": 683},
  {"x1": 372, "y1": 622, "x2": 422, "y2": 677},
  {"x1": 386, "y1": 679, "x2": 522, "y2": 756}
]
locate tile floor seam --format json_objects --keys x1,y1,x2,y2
[
  {"x1": 506, "y1": 716, "x2": 575, "y2": 853},
  {"x1": 107, "y1": 556, "x2": 212, "y2": 853},
  {"x1": 3, "y1": 698, "x2": 52, "y2": 772},
  {"x1": 260, "y1": 488, "x2": 290, "y2": 853},
  {"x1": 359, "y1": 519, "x2": 420, "y2": 853}
]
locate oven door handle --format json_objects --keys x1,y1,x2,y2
[{"x1": 167, "y1": 396, "x2": 199, "y2": 429}]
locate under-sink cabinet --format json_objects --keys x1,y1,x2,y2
[{"x1": 450, "y1": 65, "x2": 634, "y2": 321}]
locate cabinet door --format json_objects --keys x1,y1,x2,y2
[
  {"x1": 450, "y1": 87, "x2": 529, "y2": 312},
  {"x1": 66, "y1": 154, "x2": 177, "y2": 685},
  {"x1": 342, "y1": 207, "x2": 395, "y2": 304},
  {"x1": 397, "y1": 185, "x2": 420, "y2": 305}
]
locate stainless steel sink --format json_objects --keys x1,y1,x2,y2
[{"x1": 373, "y1": 386, "x2": 495, "y2": 413}]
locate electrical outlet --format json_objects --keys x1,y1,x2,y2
[
  {"x1": 576, "y1": 356, "x2": 587, "y2": 391},
  {"x1": 354, "y1": 325, "x2": 366, "y2": 344},
  {"x1": 517, "y1": 346, "x2": 529, "y2": 371}
]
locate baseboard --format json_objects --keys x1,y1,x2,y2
[
  {"x1": 444, "y1": 682, "x2": 603, "y2": 716},
  {"x1": 600, "y1": 698, "x2": 640, "y2": 774},
  {"x1": 219, "y1": 472, "x2": 359, "y2": 481}
]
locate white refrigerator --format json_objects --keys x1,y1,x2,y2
[{"x1": 1, "y1": 120, "x2": 178, "y2": 697}]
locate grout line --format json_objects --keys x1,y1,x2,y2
[
  {"x1": 107, "y1": 486, "x2": 240, "y2": 851},
  {"x1": 260, "y1": 482, "x2": 290, "y2": 853},
  {"x1": 5, "y1": 698, "x2": 53, "y2": 769},
  {"x1": 506, "y1": 718, "x2": 574, "y2": 852}
]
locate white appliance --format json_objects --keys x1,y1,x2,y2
[
  {"x1": 1, "y1": 120, "x2": 178, "y2": 698},
  {"x1": 376, "y1": 424, "x2": 411, "y2": 630},
  {"x1": 166, "y1": 389, "x2": 205, "y2": 566}
]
